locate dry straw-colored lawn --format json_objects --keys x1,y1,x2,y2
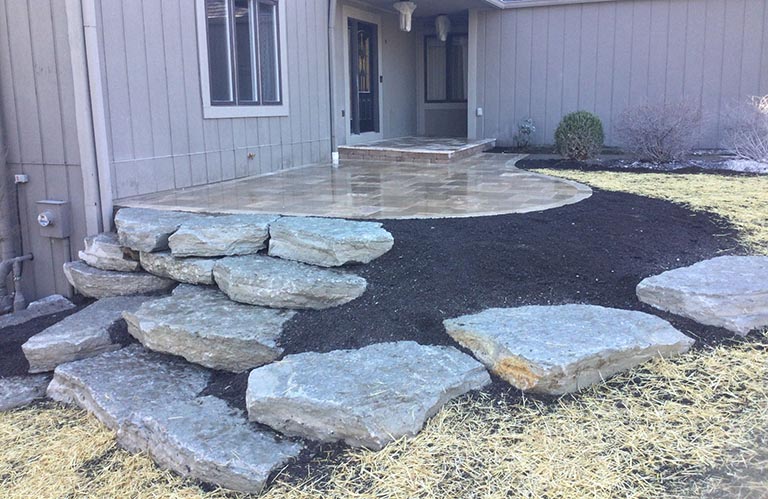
[{"x1": 1, "y1": 170, "x2": 767, "y2": 499}]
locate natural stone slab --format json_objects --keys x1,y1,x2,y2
[
  {"x1": 79, "y1": 232, "x2": 141, "y2": 272},
  {"x1": 169, "y1": 214, "x2": 279, "y2": 257},
  {"x1": 48, "y1": 346, "x2": 303, "y2": 494},
  {"x1": 246, "y1": 341, "x2": 490, "y2": 449},
  {"x1": 637, "y1": 256, "x2": 768, "y2": 335},
  {"x1": 22, "y1": 296, "x2": 152, "y2": 373},
  {"x1": 214, "y1": 255, "x2": 367, "y2": 310},
  {"x1": 0, "y1": 374, "x2": 51, "y2": 411},
  {"x1": 115, "y1": 208, "x2": 208, "y2": 253},
  {"x1": 64, "y1": 261, "x2": 176, "y2": 299},
  {"x1": 268, "y1": 216, "x2": 394, "y2": 267},
  {"x1": 0, "y1": 295, "x2": 74, "y2": 330},
  {"x1": 444, "y1": 305, "x2": 694, "y2": 395},
  {"x1": 124, "y1": 285, "x2": 295, "y2": 372},
  {"x1": 139, "y1": 252, "x2": 216, "y2": 285}
]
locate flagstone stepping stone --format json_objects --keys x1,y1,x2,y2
[
  {"x1": 23, "y1": 295, "x2": 153, "y2": 373},
  {"x1": 64, "y1": 261, "x2": 176, "y2": 298},
  {"x1": 0, "y1": 374, "x2": 51, "y2": 411},
  {"x1": 0, "y1": 294, "x2": 74, "y2": 330},
  {"x1": 78, "y1": 232, "x2": 141, "y2": 272},
  {"x1": 636, "y1": 255, "x2": 768, "y2": 335},
  {"x1": 169, "y1": 214, "x2": 279, "y2": 257},
  {"x1": 115, "y1": 208, "x2": 209, "y2": 253},
  {"x1": 268, "y1": 216, "x2": 394, "y2": 267},
  {"x1": 246, "y1": 341, "x2": 490, "y2": 450},
  {"x1": 139, "y1": 251, "x2": 216, "y2": 285},
  {"x1": 48, "y1": 346, "x2": 303, "y2": 494},
  {"x1": 124, "y1": 285, "x2": 295, "y2": 372},
  {"x1": 213, "y1": 255, "x2": 367, "y2": 309},
  {"x1": 443, "y1": 305, "x2": 694, "y2": 395}
]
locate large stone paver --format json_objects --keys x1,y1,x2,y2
[
  {"x1": 444, "y1": 305, "x2": 694, "y2": 395},
  {"x1": 48, "y1": 346, "x2": 303, "y2": 494},
  {"x1": 213, "y1": 255, "x2": 367, "y2": 309},
  {"x1": 23, "y1": 296, "x2": 153, "y2": 373},
  {"x1": 124, "y1": 285, "x2": 295, "y2": 372},
  {"x1": 139, "y1": 251, "x2": 216, "y2": 285},
  {"x1": 78, "y1": 232, "x2": 141, "y2": 272},
  {"x1": 0, "y1": 295, "x2": 74, "y2": 330},
  {"x1": 115, "y1": 208, "x2": 208, "y2": 253},
  {"x1": 246, "y1": 341, "x2": 490, "y2": 450},
  {"x1": 64, "y1": 261, "x2": 176, "y2": 298},
  {"x1": 0, "y1": 374, "x2": 51, "y2": 411},
  {"x1": 268, "y1": 216, "x2": 394, "y2": 267},
  {"x1": 637, "y1": 256, "x2": 768, "y2": 335},
  {"x1": 169, "y1": 214, "x2": 279, "y2": 257}
]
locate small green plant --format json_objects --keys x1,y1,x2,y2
[
  {"x1": 514, "y1": 117, "x2": 536, "y2": 149},
  {"x1": 554, "y1": 111, "x2": 604, "y2": 160}
]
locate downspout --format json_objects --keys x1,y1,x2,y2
[{"x1": 328, "y1": 0, "x2": 339, "y2": 165}]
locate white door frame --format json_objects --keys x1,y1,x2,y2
[{"x1": 342, "y1": 5, "x2": 384, "y2": 145}]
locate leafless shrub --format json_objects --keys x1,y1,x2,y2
[
  {"x1": 723, "y1": 95, "x2": 768, "y2": 163},
  {"x1": 616, "y1": 101, "x2": 702, "y2": 163}
]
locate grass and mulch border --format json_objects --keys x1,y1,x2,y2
[{"x1": 1, "y1": 168, "x2": 767, "y2": 498}]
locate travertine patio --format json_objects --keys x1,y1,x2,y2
[{"x1": 116, "y1": 153, "x2": 592, "y2": 219}]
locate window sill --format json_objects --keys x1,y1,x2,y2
[{"x1": 203, "y1": 104, "x2": 289, "y2": 119}]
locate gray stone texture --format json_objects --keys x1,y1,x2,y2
[
  {"x1": 636, "y1": 256, "x2": 768, "y2": 335},
  {"x1": 124, "y1": 285, "x2": 295, "y2": 372},
  {"x1": 213, "y1": 255, "x2": 367, "y2": 310},
  {"x1": 0, "y1": 294, "x2": 74, "y2": 330},
  {"x1": 268, "y1": 216, "x2": 394, "y2": 267},
  {"x1": 444, "y1": 305, "x2": 694, "y2": 395},
  {"x1": 0, "y1": 374, "x2": 51, "y2": 411},
  {"x1": 246, "y1": 341, "x2": 490, "y2": 449},
  {"x1": 139, "y1": 251, "x2": 216, "y2": 285},
  {"x1": 63, "y1": 261, "x2": 176, "y2": 299},
  {"x1": 47, "y1": 346, "x2": 303, "y2": 494},
  {"x1": 169, "y1": 214, "x2": 279, "y2": 257},
  {"x1": 115, "y1": 208, "x2": 207, "y2": 253},
  {"x1": 78, "y1": 232, "x2": 141, "y2": 272},
  {"x1": 22, "y1": 295, "x2": 153, "y2": 373}
]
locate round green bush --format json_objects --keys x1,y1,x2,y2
[{"x1": 554, "y1": 111, "x2": 605, "y2": 160}]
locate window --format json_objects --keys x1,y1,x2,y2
[
  {"x1": 424, "y1": 34, "x2": 468, "y2": 103},
  {"x1": 197, "y1": 0, "x2": 287, "y2": 118}
]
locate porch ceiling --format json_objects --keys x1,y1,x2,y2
[{"x1": 357, "y1": 0, "x2": 491, "y2": 17}]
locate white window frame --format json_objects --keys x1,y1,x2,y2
[{"x1": 195, "y1": 0, "x2": 290, "y2": 118}]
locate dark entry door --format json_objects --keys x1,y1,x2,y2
[{"x1": 348, "y1": 19, "x2": 379, "y2": 135}]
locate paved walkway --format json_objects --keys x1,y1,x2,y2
[{"x1": 116, "y1": 153, "x2": 592, "y2": 220}]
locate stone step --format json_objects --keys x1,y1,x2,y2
[
  {"x1": 268, "y1": 216, "x2": 394, "y2": 267},
  {"x1": 0, "y1": 374, "x2": 51, "y2": 411},
  {"x1": 123, "y1": 285, "x2": 295, "y2": 372},
  {"x1": 637, "y1": 255, "x2": 768, "y2": 335},
  {"x1": 79, "y1": 232, "x2": 141, "y2": 272},
  {"x1": 22, "y1": 295, "x2": 153, "y2": 373},
  {"x1": 169, "y1": 214, "x2": 278, "y2": 257},
  {"x1": 213, "y1": 255, "x2": 367, "y2": 310},
  {"x1": 443, "y1": 305, "x2": 694, "y2": 395},
  {"x1": 139, "y1": 251, "x2": 217, "y2": 285},
  {"x1": 115, "y1": 208, "x2": 204, "y2": 253},
  {"x1": 48, "y1": 345, "x2": 303, "y2": 494},
  {"x1": 64, "y1": 261, "x2": 176, "y2": 298},
  {"x1": 0, "y1": 294, "x2": 74, "y2": 330},
  {"x1": 246, "y1": 341, "x2": 490, "y2": 450}
]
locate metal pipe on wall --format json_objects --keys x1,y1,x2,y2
[{"x1": 328, "y1": 0, "x2": 339, "y2": 164}]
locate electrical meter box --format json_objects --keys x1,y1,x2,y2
[{"x1": 36, "y1": 200, "x2": 71, "y2": 239}]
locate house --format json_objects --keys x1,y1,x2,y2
[{"x1": 0, "y1": 0, "x2": 766, "y2": 302}]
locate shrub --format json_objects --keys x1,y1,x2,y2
[
  {"x1": 616, "y1": 101, "x2": 702, "y2": 163},
  {"x1": 723, "y1": 95, "x2": 768, "y2": 163},
  {"x1": 554, "y1": 111, "x2": 604, "y2": 160}
]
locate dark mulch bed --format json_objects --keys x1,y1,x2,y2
[
  {"x1": 518, "y1": 157, "x2": 764, "y2": 177},
  {"x1": 205, "y1": 188, "x2": 746, "y2": 414},
  {"x1": 0, "y1": 304, "x2": 90, "y2": 377}
]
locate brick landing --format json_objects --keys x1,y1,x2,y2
[{"x1": 338, "y1": 137, "x2": 496, "y2": 163}]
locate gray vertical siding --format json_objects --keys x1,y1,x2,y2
[
  {"x1": 0, "y1": 0, "x2": 86, "y2": 300},
  {"x1": 473, "y1": 0, "x2": 768, "y2": 147},
  {"x1": 97, "y1": 0, "x2": 332, "y2": 200}
]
